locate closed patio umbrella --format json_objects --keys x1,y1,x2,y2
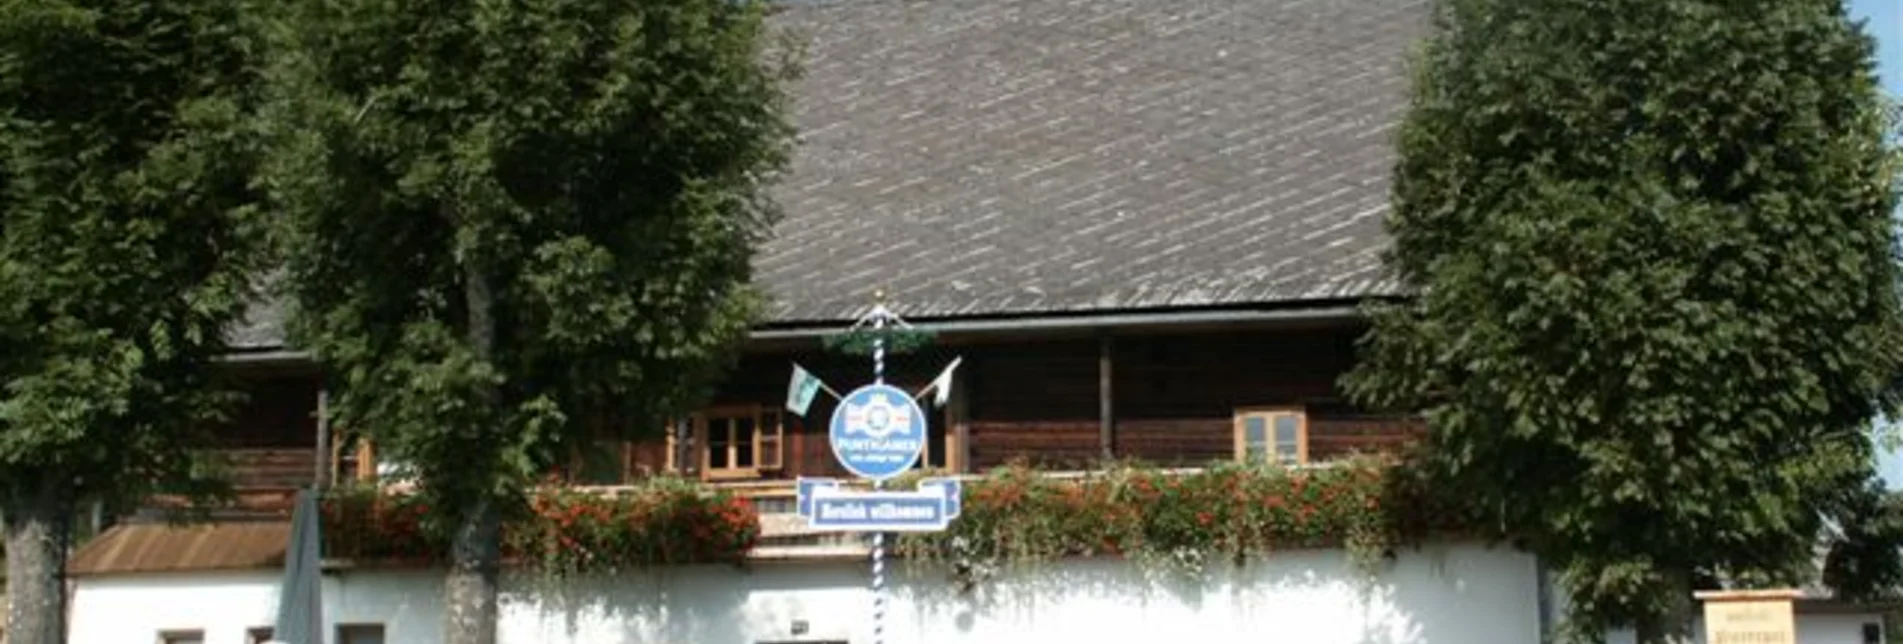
[{"x1": 273, "y1": 487, "x2": 324, "y2": 644}]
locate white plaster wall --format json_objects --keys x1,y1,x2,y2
[
  {"x1": 71, "y1": 544, "x2": 1884, "y2": 644},
  {"x1": 69, "y1": 571, "x2": 280, "y2": 644},
  {"x1": 92, "y1": 542, "x2": 1805, "y2": 644},
  {"x1": 1789, "y1": 613, "x2": 1884, "y2": 644},
  {"x1": 68, "y1": 569, "x2": 445, "y2": 644},
  {"x1": 495, "y1": 543, "x2": 1542, "y2": 644}
]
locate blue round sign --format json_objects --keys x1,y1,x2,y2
[{"x1": 829, "y1": 383, "x2": 928, "y2": 481}]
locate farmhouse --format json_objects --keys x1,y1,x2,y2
[{"x1": 59, "y1": 0, "x2": 1890, "y2": 643}]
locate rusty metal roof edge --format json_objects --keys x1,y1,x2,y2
[{"x1": 68, "y1": 562, "x2": 286, "y2": 579}]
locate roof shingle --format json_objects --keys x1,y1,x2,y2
[{"x1": 756, "y1": 0, "x2": 1423, "y2": 322}]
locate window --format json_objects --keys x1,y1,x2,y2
[
  {"x1": 331, "y1": 430, "x2": 376, "y2": 483},
  {"x1": 1234, "y1": 408, "x2": 1306, "y2": 465},
  {"x1": 158, "y1": 630, "x2": 205, "y2": 644},
  {"x1": 337, "y1": 623, "x2": 385, "y2": 644},
  {"x1": 668, "y1": 405, "x2": 784, "y2": 479},
  {"x1": 247, "y1": 627, "x2": 275, "y2": 644}
]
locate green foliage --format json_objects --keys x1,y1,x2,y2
[
  {"x1": 320, "y1": 479, "x2": 759, "y2": 571},
  {"x1": 894, "y1": 457, "x2": 1459, "y2": 588},
  {"x1": 1345, "y1": 0, "x2": 1903, "y2": 640},
  {"x1": 510, "y1": 478, "x2": 757, "y2": 573},
  {"x1": 263, "y1": 3, "x2": 795, "y2": 636},
  {"x1": 322, "y1": 485, "x2": 437, "y2": 564},
  {"x1": 0, "y1": 0, "x2": 266, "y2": 510},
  {"x1": 1824, "y1": 485, "x2": 1903, "y2": 603},
  {"x1": 260, "y1": 0, "x2": 798, "y2": 512}
]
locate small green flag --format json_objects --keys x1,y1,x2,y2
[{"x1": 787, "y1": 363, "x2": 823, "y2": 415}]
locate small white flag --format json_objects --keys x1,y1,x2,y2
[
  {"x1": 787, "y1": 363, "x2": 824, "y2": 415},
  {"x1": 927, "y1": 357, "x2": 963, "y2": 407}
]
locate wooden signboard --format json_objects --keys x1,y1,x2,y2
[{"x1": 1694, "y1": 589, "x2": 1800, "y2": 644}]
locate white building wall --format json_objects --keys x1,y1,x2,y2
[
  {"x1": 1786, "y1": 614, "x2": 1883, "y2": 644},
  {"x1": 69, "y1": 571, "x2": 280, "y2": 644},
  {"x1": 494, "y1": 543, "x2": 1543, "y2": 644},
  {"x1": 72, "y1": 542, "x2": 1875, "y2": 644},
  {"x1": 66, "y1": 569, "x2": 448, "y2": 644}
]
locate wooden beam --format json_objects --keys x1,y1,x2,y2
[
  {"x1": 314, "y1": 387, "x2": 331, "y2": 489},
  {"x1": 951, "y1": 362, "x2": 971, "y2": 473},
  {"x1": 356, "y1": 440, "x2": 375, "y2": 481},
  {"x1": 1099, "y1": 332, "x2": 1115, "y2": 461}
]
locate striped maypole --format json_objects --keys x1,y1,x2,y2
[
  {"x1": 872, "y1": 289, "x2": 888, "y2": 387},
  {"x1": 870, "y1": 289, "x2": 889, "y2": 644},
  {"x1": 872, "y1": 526, "x2": 887, "y2": 644}
]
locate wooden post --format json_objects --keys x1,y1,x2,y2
[
  {"x1": 674, "y1": 416, "x2": 694, "y2": 478},
  {"x1": 1098, "y1": 332, "x2": 1115, "y2": 461},
  {"x1": 951, "y1": 363, "x2": 971, "y2": 473},
  {"x1": 314, "y1": 387, "x2": 331, "y2": 489}
]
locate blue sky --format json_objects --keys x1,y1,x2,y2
[{"x1": 1853, "y1": 0, "x2": 1903, "y2": 487}]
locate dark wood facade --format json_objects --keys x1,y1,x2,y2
[
  {"x1": 212, "y1": 370, "x2": 324, "y2": 491},
  {"x1": 207, "y1": 322, "x2": 1423, "y2": 491}
]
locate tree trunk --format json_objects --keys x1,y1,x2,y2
[
  {"x1": 6, "y1": 490, "x2": 66, "y2": 644},
  {"x1": 445, "y1": 265, "x2": 501, "y2": 644},
  {"x1": 444, "y1": 495, "x2": 500, "y2": 644}
]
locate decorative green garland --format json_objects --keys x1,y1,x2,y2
[{"x1": 821, "y1": 326, "x2": 938, "y2": 356}]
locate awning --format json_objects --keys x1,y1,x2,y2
[{"x1": 69, "y1": 521, "x2": 290, "y2": 576}]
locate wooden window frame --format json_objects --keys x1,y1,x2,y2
[
  {"x1": 1233, "y1": 407, "x2": 1308, "y2": 465},
  {"x1": 157, "y1": 630, "x2": 206, "y2": 644},
  {"x1": 329, "y1": 430, "x2": 376, "y2": 483},
  {"x1": 336, "y1": 623, "x2": 385, "y2": 644},
  {"x1": 667, "y1": 404, "x2": 785, "y2": 480}
]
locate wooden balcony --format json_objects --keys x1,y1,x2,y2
[{"x1": 223, "y1": 448, "x2": 319, "y2": 491}]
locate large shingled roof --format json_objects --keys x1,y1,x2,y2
[
  {"x1": 756, "y1": 0, "x2": 1424, "y2": 323},
  {"x1": 232, "y1": 0, "x2": 1425, "y2": 349}
]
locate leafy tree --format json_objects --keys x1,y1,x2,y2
[
  {"x1": 260, "y1": 0, "x2": 796, "y2": 640},
  {"x1": 1345, "y1": 0, "x2": 1903, "y2": 641},
  {"x1": 0, "y1": 1, "x2": 266, "y2": 642},
  {"x1": 1823, "y1": 484, "x2": 1903, "y2": 602}
]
